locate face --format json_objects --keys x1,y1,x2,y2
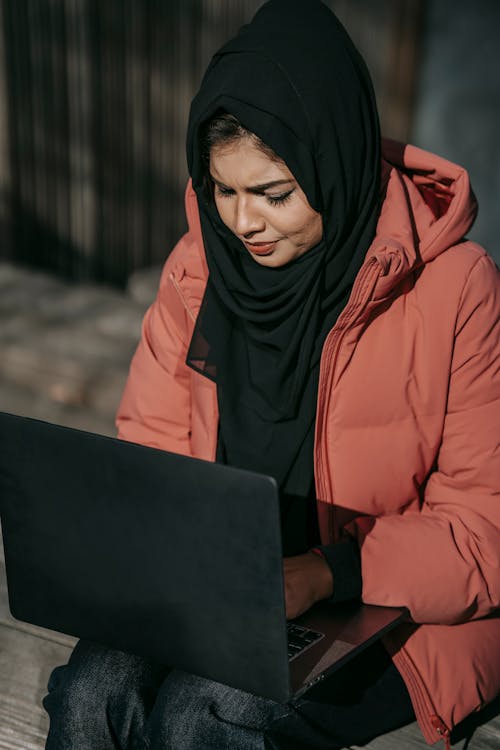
[{"x1": 209, "y1": 138, "x2": 323, "y2": 267}]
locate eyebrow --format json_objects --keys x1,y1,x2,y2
[{"x1": 210, "y1": 175, "x2": 295, "y2": 192}]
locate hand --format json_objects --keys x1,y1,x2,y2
[{"x1": 283, "y1": 552, "x2": 334, "y2": 620}]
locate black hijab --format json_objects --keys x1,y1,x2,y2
[{"x1": 186, "y1": 0, "x2": 381, "y2": 500}]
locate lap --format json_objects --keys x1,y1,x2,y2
[{"x1": 44, "y1": 639, "x2": 414, "y2": 750}]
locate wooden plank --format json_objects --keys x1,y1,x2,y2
[{"x1": 0, "y1": 622, "x2": 72, "y2": 749}]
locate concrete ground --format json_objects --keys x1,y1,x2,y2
[{"x1": 0, "y1": 261, "x2": 497, "y2": 748}]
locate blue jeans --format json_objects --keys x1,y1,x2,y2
[{"x1": 43, "y1": 640, "x2": 414, "y2": 749}]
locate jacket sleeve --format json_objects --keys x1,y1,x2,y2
[
  {"x1": 115, "y1": 237, "x2": 195, "y2": 456},
  {"x1": 350, "y1": 253, "x2": 500, "y2": 625}
]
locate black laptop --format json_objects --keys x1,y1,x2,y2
[{"x1": 0, "y1": 411, "x2": 407, "y2": 702}]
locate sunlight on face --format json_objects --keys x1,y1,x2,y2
[{"x1": 209, "y1": 138, "x2": 323, "y2": 267}]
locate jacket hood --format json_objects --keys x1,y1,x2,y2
[{"x1": 379, "y1": 139, "x2": 478, "y2": 266}]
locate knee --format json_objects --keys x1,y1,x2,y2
[
  {"x1": 43, "y1": 640, "x2": 148, "y2": 740},
  {"x1": 147, "y1": 671, "x2": 284, "y2": 749}
]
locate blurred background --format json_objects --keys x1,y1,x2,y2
[
  {"x1": 0, "y1": 1, "x2": 499, "y2": 747},
  {"x1": 1, "y1": 0, "x2": 499, "y2": 289}
]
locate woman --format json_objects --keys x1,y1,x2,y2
[{"x1": 44, "y1": 1, "x2": 500, "y2": 748}]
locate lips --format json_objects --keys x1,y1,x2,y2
[{"x1": 243, "y1": 240, "x2": 278, "y2": 256}]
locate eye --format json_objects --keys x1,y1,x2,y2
[
  {"x1": 214, "y1": 185, "x2": 235, "y2": 199},
  {"x1": 266, "y1": 189, "x2": 294, "y2": 207}
]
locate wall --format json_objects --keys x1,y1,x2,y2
[
  {"x1": 0, "y1": 0, "x2": 422, "y2": 284},
  {"x1": 0, "y1": 1, "x2": 497, "y2": 279},
  {"x1": 412, "y1": 0, "x2": 500, "y2": 262}
]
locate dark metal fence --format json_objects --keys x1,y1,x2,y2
[{"x1": 0, "y1": 1, "x2": 423, "y2": 286}]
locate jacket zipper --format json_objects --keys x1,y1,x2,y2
[
  {"x1": 392, "y1": 645, "x2": 454, "y2": 746},
  {"x1": 430, "y1": 715, "x2": 451, "y2": 749},
  {"x1": 314, "y1": 255, "x2": 381, "y2": 524}
]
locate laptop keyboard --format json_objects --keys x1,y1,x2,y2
[{"x1": 287, "y1": 623, "x2": 324, "y2": 661}]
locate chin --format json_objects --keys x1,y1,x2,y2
[
  {"x1": 251, "y1": 249, "x2": 302, "y2": 268},
  {"x1": 252, "y1": 255, "x2": 288, "y2": 268}
]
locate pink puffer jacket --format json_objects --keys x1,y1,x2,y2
[{"x1": 116, "y1": 140, "x2": 500, "y2": 746}]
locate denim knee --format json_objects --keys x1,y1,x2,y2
[
  {"x1": 146, "y1": 670, "x2": 288, "y2": 750},
  {"x1": 44, "y1": 640, "x2": 168, "y2": 750}
]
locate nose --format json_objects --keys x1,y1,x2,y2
[{"x1": 233, "y1": 196, "x2": 265, "y2": 237}]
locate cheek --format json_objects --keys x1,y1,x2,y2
[
  {"x1": 310, "y1": 214, "x2": 323, "y2": 244},
  {"x1": 289, "y1": 211, "x2": 323, "y2": 246}
]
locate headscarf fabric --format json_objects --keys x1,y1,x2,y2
[{"x1": 186, "y1": 0, "x2": 381, "y2": 505}]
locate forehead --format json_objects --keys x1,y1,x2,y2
[{"x1": 209, "y1": 138, "x2": 293, "y2": 185}]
